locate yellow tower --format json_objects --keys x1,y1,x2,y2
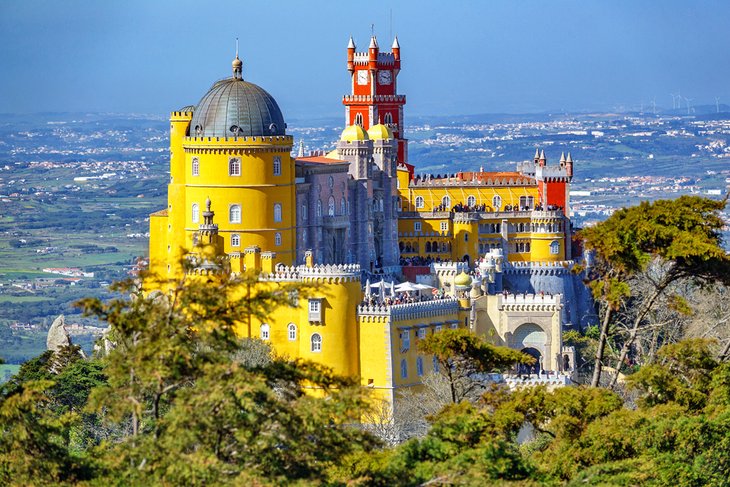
[{"x1": 149, "y1": 52, "x2": 295, "y2": 277}]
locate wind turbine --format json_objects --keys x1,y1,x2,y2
[
  {"x1": 670, "y1": 93, "x2": 679, "y2": 110},
  {"x1": 651, "y1": 97, "x2": 657, "y2": 115},
  {"x1": 715, "y1": 97, "x2": 721, "y2": 113},
  {"x1": 684, "y1": 97, "x2": 693, "y2": 115}
]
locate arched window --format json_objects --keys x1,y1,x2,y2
[
  {"x1": 379, "y1": 198, "x2": 384, "y2": 212},
  {"x1": 301, "y1": 204, "x2": 308, "y2": 220},
  {"x1": 229, "y1": 204, "x2": 241, "y2": 223},
  {"x1": 288, "y1": 323, "x2": 297, "y2": 341},
  {"x1": 433, "y1": 356, "x2": 440, "y2": 373},
  {"x1": 229, "y1": 157, "x2": 241, "y2": 176},
  {"x1": 275, "y1": 232, "x2": 282, "y2": 246},
  {"x1": 260, "y1": 323, "x2": 270, "y2": 340},
  {"x1": 415, "y1": 196, "x2": 424, "y2": 209},
  {"x1": 191, "y1": 157, "x2": 199, "y2": 177},
  {"x1": 328, "y1": 196, "x2": 335, "y2": 217},
  {"x1": 231, "y1": 234, "x2": 240, "y2": 247},
  {"x1": 273, "y1": 156, "x2": 281, "y2": 176},
  {"x1": 467, "y1": 195, "x2": 476, "y2": 207},
  {"x1": 316, "y1": 200, "x2": 322, "y2": 217},
  {"x1": 425, "y1": 242, "x2": 432, "y2": 252},
  {"x1": 416, "y1": 357, "x2": 424, "y2": 376},
  {"x1": 400, "y1": 359, "x2": 408, "y2": 379},
  {"x1": 191, "y1": 203, "x2": 199, "y2": 223},
  {"x1": 274, "y1": 203, "x2": 282, "y2": 222},
  {"x1": 354, "y1": 113, "x2": 363, "y2": 126},
  {"x1": 384, "y1": 112, "x2": 393, "y2": 125},
  {"x1": 492, "y1": 195, "x2": 502, "y2": 209},
  {"x1": 550, "y1": 240, "x2": 560, "y2": 255},
  {"x1": 441, "y1": 195, "x2": 451, "y2": 209},
  {"x1": 311, "y1": 333, "x2": 322, "y2": 352},
  {"x1": 340, "y1": 198, "x2": 346, "y2": 215}
]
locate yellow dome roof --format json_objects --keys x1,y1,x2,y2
[
  {"x1": 340, "y1": 124, "x2": 369, "y2": 142},
  {"x1": 454, "y1": 271, "x2": 472, "y2": 287},
  {"x1": 367, "y1": 123, "x2": 393, "y2": 140}
]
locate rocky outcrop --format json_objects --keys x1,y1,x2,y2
[{"x1": 46, "y1": 314, "x2": 71, "y2": 352}]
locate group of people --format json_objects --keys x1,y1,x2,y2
[{"x1": 400, "y1": 255, "x2": 441, "y2": 266}]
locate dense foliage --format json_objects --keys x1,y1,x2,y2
[{"x1": 2, "y1": 196, "x2": 730, "y2": 485}]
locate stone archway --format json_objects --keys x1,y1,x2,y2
[{"x1": 512, "y1": 323, "x2": 547, "y2": 362}]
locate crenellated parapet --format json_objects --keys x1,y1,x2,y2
[
  {"x1": 256, "y1": 263, "x2": 362, "y2": 283},
  {"x1": 503, "y1": 260, "x2": 574, "y2": 276},
  {"x1": 358, "y1": 297, "x2": 459, "y2": 321},
  {"x1": 498, "y1": 293, "x2": 563, "y2": 312},
  {"x1": 410, "y1": 173, "x2": 536, "y2": 188},
  {"x1": 431, "y1": 261, "x2": 469, "y2": 276}
]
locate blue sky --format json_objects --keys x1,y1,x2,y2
[{"x1": 1, "y1": 0, "x2": 729, "y2": 118}]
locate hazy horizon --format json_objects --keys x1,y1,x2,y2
[{"x1": 2, "y1": 1, "x2": 729, "y2": 119}]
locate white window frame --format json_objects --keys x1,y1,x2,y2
[
  {"x1": 328, "y1": 196, "x2": 335, "y2": 217},
  {"x1": 273, "y1": 156, "x2": 281, "y2": 176},
  {"x1": 191, "y1": 157, "x2": 199, "y2": 177},
  {"x1": 301, "y1": 204, "x2": 308, "y2": 221},
  {"x1": 316, "y1": 200, "x2": 322, "y2": 217},
  {"x1": 467, "y1": 195, "x2": 476, "y2": 207},
  {"x1": 191, "y1": 203, "x2": 199, "y2": 223},
  {"x1": 275, "y1": 232, "x2": 282, "y2": 246},
  {"x1": 440, "y1": 221, "x2": 448, "y2": 232},
  {"x1": 231, "y1": 233, "x2": 240, "y2": 247},
  {"x1": 441, "y1": 195, "x2": 451, "y2": 208},
  {"x1": 550, "y1": 240, "x2": 560, "y2": 255},
  {"x1": 493, "y1": 195, "x2": 502, "y2": 209},
  {"x1": 417, "y1": 328, "x2": 427, "y2": 339},
  {"x1": 260, "y1": 323, "x2": 270, "y2": 340},
  {"x1": 415, "y1": 196, "x2": 424, "y2": 209},
  {"x1": 288, "y1": 323, "x2": 297, "y2": 341},
  {"x1": 414, "y1": 221, "x2": 422, "y2": 232},
  {"x1": 274, "y1": 203, "x2": 282, "y2": 222},
  {"x1": 311, "y1": 333, "x2": 322, "y2": 352},
  {"x1": 229, "y1": 157, "x2": 241, "y2": 176},
  {"x1": 229, "y1": 204, "x2": 242, "y2": 223}
]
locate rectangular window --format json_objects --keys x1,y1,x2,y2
[
  {"x1": 414, "y1": 221, "x2": 422, "y2": 232},
  {"x1": 308, "y1": 299, "x2": 321, "y2": 322},
  {"x1": 440, "y1": 221, "x2": 448, "y2": 232},
  {"x1": 417, "y1": 328, "x2": 427, "y2": 339},
  {"x1": 231, "y1": 234, "x2": 240, "y2": 247},
  {"x1": 401, "y1": 330, "x2": 410, "y2": 352}
]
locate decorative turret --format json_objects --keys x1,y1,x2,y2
[
  {"x1": 534, "y1": 148, "x2": 540, "y2": 165},
  {"x1": 559, "y1": 152, "x2": 566, "y2": 167},
  {"x1": 538, "y1": 149, "x2": 547, "y2": 167},
  {"x1": 565, "y1": 152, "x2": 573, "y2": 177},
  {"x1": 347, "y1": 36, "x2": 356, "y2": 73},
  {"x1": 368, "y1": 35, "x2": 379, "y2": 69},
  {"x1": 391, "y1": 36, "x2": 400, "y2": 62}
]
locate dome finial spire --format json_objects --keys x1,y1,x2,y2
[{"x1": 232, "y1": 37, "x2": 243, "y2": 80}]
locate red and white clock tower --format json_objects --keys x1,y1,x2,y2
[{"x1": 344, "y1": 35, "x2": 408, "y2": 164}]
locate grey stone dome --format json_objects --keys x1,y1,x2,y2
[{"x1": 190, "y1": 77, "x2": 286, "y2": 138}]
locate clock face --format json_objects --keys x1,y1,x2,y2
[
  {"x1": 378, "y1": 70, "x2": 392, "y2": 85},
  {"x1": 357, "y1": 70, "x2": 369, "y2": 85}
]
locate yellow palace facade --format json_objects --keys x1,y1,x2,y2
[{"x1": 148, "y1": 39, "x2": 583, "y2": 410}]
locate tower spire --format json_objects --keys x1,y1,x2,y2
[{"x1": 232, "y1": 38, "x2": 243, "y2": 79}]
